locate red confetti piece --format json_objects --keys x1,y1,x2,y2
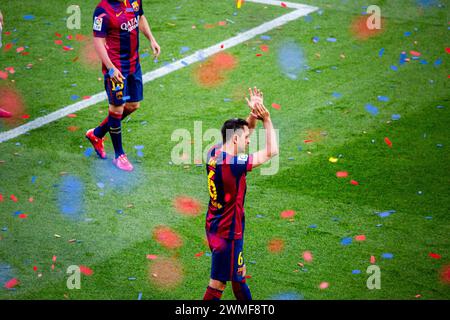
[
  {"x1": 173, "y1": 196, "x2": 202, "y2": 216},
  {"x1": 55, "y1": 32, "x2": 62, "y2": 38},
  {"x1": 54, "y1": 40, "x2": 63, "y2": 45},
  {"x1": 281, "y1": 2, "x2": 287, "y2": 7},
  {"x1": 195, "y1": 251, "x2": 204, "y2": 257},
  {"x1": 16, "y1": 47, "x2": 25, "y2": 53},
  {"x1": 63, "y1": 46, "x2": 73, "y2": 51},
  {"x1": 28, "y1": 197, "x2": 34, "y2": 202},
  {"x1": 79, "y1": 265, "x2": 93, "y2": 276},
  {"x1": 355, "y1": 235, "x2": 366, "y2": 241},
  {"x1": 410, "y1": 50, "x2": 421, "y2": 57},
  {"x1": 146, "y1": 254, "x2": 158, "y2": 260},
  {"x1": 0, "y1": 193, "x2": 3, "y2": 202},
  {"x1": 319, "y1": 282, "x2": 329, "y2": 289},
  {"x1": 260, "y1": 45, "x2": 269, "y2": 52},
  {"x1": 153, "y1": 226, "x2": 183, "y2": 249},
  {"x1": 4, "y1": 31, "x2": 11, "y2": 36},
  {"x1": 429, "y1": 253, "x2": 441, "y2": 259},
  {"x1": 5, "y1": 67, "x2": 15, "y2": 74},
  {"x1": 33, "y1": 266, "x2": 37, "y2": 271},
  {"x1": 268, "y1": 238, "x2": 284, "y2": 253},
  {"x1": 350, "y1": 180, "x2": 359, "y2": 185},
  {"x1": 271, "y1": 103, "x2": 281, "y2": 110},
  {"x1": 21, "y1": 114, "x2": 30, "y2": 119},
  {"x1": 370, "y1": 255, "x2": 376, "y2": 264},
  {"x1": 52, "y1": 255, "x2": 57, "y2": 262},
  {"x1": 256, "y1": 53, "x2": 262, "y2": 57},
  {"x1": 384, "y1": 137, "x2": 392, "y2": 148},
  {"x1": 220, "y1": 44, "x2": 224, "y2": 49},
  {"x1": 51, "y1": 264, "x2": 55, "y2": 271},
  {"x1": 304, "y1": 139, "x2": 313, "y2": 143},
  {"x1": 218, "y1": 21, "x2": 227, "y2": 26},
  {"x1": 336, "y1": 171, "x2": 348, "y2": 178},
  {"x1": 4, "y1": 43, "x2": 13, "y2": 51},
  {"x1": 67, "y1": 35, "x2": 73, "y2": 40},
  {"x1": 0, "y1": 71, "x2": 8, "y2": 80},
  {"x1": 280, "y1": 210, "x2": 295, "y2": 219},
  {"x1": 445, "y1": 48, "x2": 450, "y2": 54},
  {"x1": 18, "y1": 213, "x2": 27, "y2": 219},
  {"x1": 67, "y1": 126, "x2": 79, "y2": 132},
  {"x1": 82, "y1": 96, "x2": 91, "y2": 100},
  {"x1": 4, "y1": 278, "x2": 19, "y2": 289},
  {"x1": 303, "y1": 251, "x2": 313, "y2": 262},
  {"x1": 67, "y1": 113, "x2": 77, "y2": 118},
  {"x1": 21, "y1": 52, "x2": 30, "y2": 56},
  {"x1": 10, "y1": 194, "x2": 18, "y2": 202}
]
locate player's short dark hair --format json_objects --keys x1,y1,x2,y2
[{"x1": 221, "y1": 118, "x2": 249, "y2": 142}]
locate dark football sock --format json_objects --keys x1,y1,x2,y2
[
  {"x1": 108, "y1": 111, "x2": 124, "y2": 158},
  {"x1": 93, "y1": 115, "x2": 109, "y2": 138},
  {"x1": 203, "y1": 286, "x2": 223, "y2": 300},
  {"x1": 232, "y1": 280, "x2": 252, "y2": 300}
]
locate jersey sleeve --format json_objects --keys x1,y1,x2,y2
[
  {"x1": 231, "y1": 154, "x2": 253, "y2": 177},
  {"x1": 138, "y1": 0, "x2": 144, "y2": 16},
  {"x1": 92, "y1": 6, "x2": 109, "y2": 38}
]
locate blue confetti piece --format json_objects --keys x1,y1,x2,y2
[
  {"x1": 96, "y1": 182, "x2": 105, "y2": 189},
  {"x1": 332, "y1": 92, "x2": 342, "y2": 98},
  {"x1": 71, "y1": 95, "x2": 80, "y2": 101},
  {"x1": 128, "y1": 277, "x2": 137, "y2": 281},
  {"x1": 379, "y1": 48, "x2": 385, "y2": 57},
  {"x1": 14, "y1": 211, "x2": 23, "y2": 216},
  {"x1": 378, "y1": 209, "x2": 396, "y2": 218},
  {"x1": 434, "y1": 58, "x2": 442, "y2": 66},
  {"x1": 1, "y1": 227, "x2": 7, "y2": 232},
  {"x1": 297, "y1": 146, "x2": 303, "y2": 151},
  {"x1": 304, "y1": 15, "x2": 313, "y2": 22},
  {"x1": 326, "y1": 37, "x2": 337, "y2": 42},
  {"x1": 260, "y1": 35, "x2": 271, "y2": 41},
  {"x1": 117, "y1": 209, "x2": 124, "y2": 214},
  {"x1": 341, "y1": 237, "x2": 352, "y2": 246},
  {"x1": 138, "y1": 292, "x2": 142, "y2": 300},
  {"x1": 399, "y1": 52, "x2": 407, "y2": 65},
  {"x1": 312, "y1": 36, "x2": 319, "y2": 43},
  {"x1": 134, "y1": 145, "x2": 144, "y2": 150},
  {"x1": 390, "y1": 65, "x2": 398, "y2": 71},
  {"x1": 391, "y1": 114, "x2": 401, "y2": 121},
  {"x1": 140, "y1": 53, "x2": 150, "y2": 58},
  {"x1": 377, "y1": 96, "x2": 389, "y2": 102},
  {"x1": 181, "y1": 61, "x2": 188, "y2": 66},
  {"x1": 31, "y1": 176, "x2": 37, "y2": 184},
  {"x1": 137, "y1": 150, "x2": 144, "y2": 158},
  {"x1": 205, "y1": 252, "x2": 212, "y2": 257},
  {"x1": 180, "y1": 46, "x2": 190, "y2": 54},
  {"x1": 122, "y1": 96, "x2": 131, "y2": 101},
  {"x1": 352, "y1": 270, "x2": 361, "y2": 274},
  {"x1": 365, "y1": 104, "x2": 379, "y2": 116},
  {"x1": 256, "y1": 214, "x2": 264, "y2": 218},
  {"x1": 223, "y1": 98, "x2": 232, "y2": 102},
  {"x1": 308, "y1": 224, "x2": 317, "y2": 229},
  {"x1": 420, "y1": 59, "x2": 428, "y2": 64},
  {"x1": 382, "y1": 253, "x2": 394, "y2": 259},
  {"x1": 404, "y1": 31, "x2": 411, "y2": 36},
  {"x1": 84, "y1": 147, "x2": 93, "y2": 157},
  {"x1": 23, "y1": 15, "x2": 35, "y2": 21}
]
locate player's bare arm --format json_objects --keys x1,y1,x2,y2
[
  {"x1": 139, "y1": 15, "x2": 160, "y2": 58},
  {"x1": 251, "y1": 102, "x2": 279, "y2": 169},
  {"x1": 93, "y1": 37, "x2": 124, "y2": 83}
]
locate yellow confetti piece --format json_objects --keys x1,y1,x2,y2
[
  {"x1": 237, "y1": 0, "x2": 243, "y2": 9},
  {"x1": 329, "y1": 157, "x2": 338, "y2": 163}
]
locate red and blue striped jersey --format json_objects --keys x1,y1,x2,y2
[
  {"x1": 93, "y1": 0, "x2": 144, "y2": 76},
  {"x1": 206, "y1": 145, "x2": 253, "y2": 240}
]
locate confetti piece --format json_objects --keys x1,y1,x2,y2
[
  {"x1": 79, "y1": 265, "x2": 93, "y2": 276},
  {"x1": 355, "y1": 235, "x2": 366, "y2": 241},
  {"x1": 260, "y1": 45, "x2": 269, "y2": 52},
  {"x1": 370, "y1": 255, "x2": 376, "y2": 264},
  {"x1": 378, "y1": 210, "x2": 396, "y2": 218},
  {"x1": 332, "y1": 92, "x2": 342, "y2": 98},
  {"x1": 391, "y1": 114, "x2": 401, "y2": 121},
  {"x1": 350, "y1": 180, "x2": 359, "y2": 185},
  {"x1": 377, "y1": 96, "x2": 389, "y2": 102},
  {"x1": 0, "y1": 71, "x2": 8, "y2": 80},
  {"x1": 67, "y1": 113, "x2": 77, "y2": 118},
  {"x1": 280, "y1": 210, "x2": 295, "y2": 219},
  {"x1": 319, "y1": 282, "x2": 329, "y2": 289},
  {"x1": 390, "y1": 65, "x2": 398, "y2": 71},
  {"x1": 281, "y1": 2, "x2": 287, "y2": 7},
  {"x1": 153, "y1": 226, "x2": 183, "y2": 249},
  {"x1": 23, "y1": 15, "x2": 35, "y2": 21},
  {"x1": 429, "y1": 253, "x2": 441, "y2": 259},
  {"x1": 379, "y1": 48, "x2": 385, "y2": 57},
  {"x1": 18, "y1": 213, "x2": 27, "y2": 219},
  {"x1": 195, "y1": 251, "x2": 204, "y2": 258},
  {"x1": 54, "y1": 40, "x2": 63, "y2": 45},
  {"x1": 146, "y1": 254, "x2": 158, "y2": 260},
  {"x1": 326, "y1": 37, "x2": 337, "y2": 42},
  {"x1": 329, "y1": 157, "x2": 338, "y2": 163},
  {"x1": 446, "y1": 48, "x2": 450, "y2": 54},
  {"x1": 138, "y1": 292, "x2": 142, "y2": 300},
  {"x1": 4, "y1": 278, "x2": 19, "y2": 289},
  {"x1": 63, "y1": 46, "x2": 73, "y2": 51},
  {"x1": 341, "y1": 237, "x2": 352, "y2": 246},
  {"x1": 21, "y1": 114, "x2": 30, "y2": 119},
  {"x1": 303, "y1": 251, "x2": 313, "y2": 262},
  {"x1": 312, "y1": 36, "x2": 319, "y2": 43},
  {"x1": 365, "y1": 104, "x2": 379, "y2": 116},
  {"x1": 271, "y1": 103, "x2": 281, "y2": 110},
  {"x1": 410, "y1": 50, "x2": 421, "y2": 57},
  {"x1": 173, "y1": 196, "x2": 202, "y2": 216},
  {"x1": 384, "y1": 137, "x2": 392, "y2": 148},
  {"x1": 352, "y1": 270, "x2": 361, "y2": 274},
  {"x1": 260, "y1": 35, "x2": 271, "y2": 41},
  {"x1": 336, "y1": 171, "x2": 348, "y2": 178},
  {"x1": 10, "y1": 195, "x2": 18, "y2": 202},
  {"x1": 382, "y1": 253, "x2": 394, "y2": 259}
]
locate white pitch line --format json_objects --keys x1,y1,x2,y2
[{"x1": 0, "y1": 0, "x2": 318, "y2": 143}]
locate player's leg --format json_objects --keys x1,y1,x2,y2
[
  {"x1": 203, "y1": 235, "x2": 232, "y2": 300},
  {"x1": 122, "y1": 101, "x2": 140, "y2": 120},
  {"x1": 231, "y1": 238, "x2": 252, "y2": 300},
  {"x1": 203, "y1": 279, "x2": 226, "y2": 300},
  {"x1": 122, "y1": 64, "x2": 143, "y2": 120}
]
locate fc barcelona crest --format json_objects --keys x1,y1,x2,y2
[{"x1": 132, "y1": 1, "x2": 139, "y2": 12}]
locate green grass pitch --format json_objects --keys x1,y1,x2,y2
[{"x1": 0, "y1": 0, "x2": 449, "y2": 300}]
